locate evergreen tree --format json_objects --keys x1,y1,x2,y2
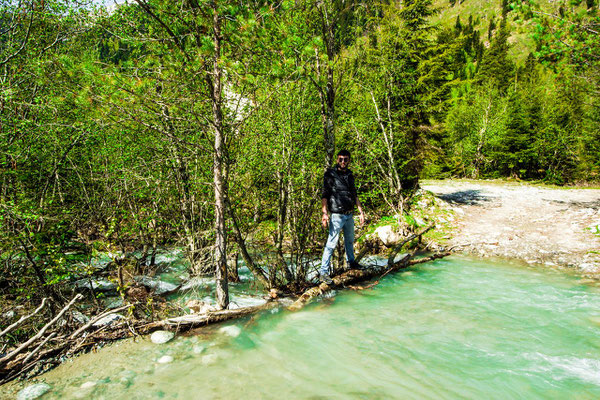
[
  {"x1": 492, "y1": 90, "x2": 535, "y2": 178},
  {"x1": 477, "y1": 20, "x2": 515, "y2": 92}
]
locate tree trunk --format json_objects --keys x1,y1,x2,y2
[{"x1": 210, "y1": 8, "x2": 229, "y2": 310}]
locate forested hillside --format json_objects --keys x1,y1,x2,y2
[{"x1": 1, "y1": 0, "x2": 598, "y2": 308}]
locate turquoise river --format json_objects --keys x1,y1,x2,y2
[{"x1": 4, "y1": 256, "x2": 600, "y2": 399}]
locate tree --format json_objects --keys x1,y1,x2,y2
[{"x1": 478, "y1": 19, "x2": 515, "y2": 92}]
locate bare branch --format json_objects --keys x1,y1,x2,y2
[
  {"x1": 0, "y1": 294, "x2": 82, "y2": 366},
  {"x1": 0, "y1": 298, "x2": 48, "y2": 338}
]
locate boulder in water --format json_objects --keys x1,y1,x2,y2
[
  {"x1": 219, "y1": 325, "x2": 241, "y2": 337},
  {"x1": 151, "y1": 330, "x2": 175, "y2": 344},
  {"x1": 134, "y1": 276, "x2": 179, "y2": 295},
  {"x1": 17, "y1": 383, "x2": 51, "y2": 400}
]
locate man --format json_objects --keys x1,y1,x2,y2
[{"x1": 319, "y1": 150, "x2": 365, "y2": 284}]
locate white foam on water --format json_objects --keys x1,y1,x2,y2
[
  {"x1": 528, "y1": 353, "x2": 600, "y2": 386},
  {"x1": 228, "y1": 295, "x2": 267, "y2": 309}
]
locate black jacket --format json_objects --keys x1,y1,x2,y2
[{"x1": 322, "y1": 167, "x2": 357, "y2": 214}]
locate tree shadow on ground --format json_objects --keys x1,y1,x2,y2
[
  {"x1": 547, "y1": 199, "x2": 600, "y2": 210},
  {"x1": 435, "y1": 190, "x2": 494, "y2": 206}
]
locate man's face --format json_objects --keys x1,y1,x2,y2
[{"x1": 337, "y1": 155, "x2": 350, "y2": 169}]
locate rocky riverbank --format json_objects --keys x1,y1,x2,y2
[{"x1": 421, "y1": 180, "x2": 600, "y2": 276}]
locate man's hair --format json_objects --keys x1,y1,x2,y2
[{"x1": 337, "y1": 149, "x2": 351, "y2": 158}]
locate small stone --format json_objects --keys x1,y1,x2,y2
[
  {"x1": 104, "y1": 297, "x2": 125, "y2": 309},
  {"x1": 219, "y1": 325, "x2": 241, "y2": 337},
  {"x1": 151, "y1": 330, "x2": 175, "y2": 344},
  {"x1": 80, "y1": 381, "x2": 96, "y2": 389},
  {"x1": 17, "y1": 383, "x2": 52, "y2": 400},
  {"x1": 2, "y1": 310, "x2": 15, "y2": 320},
  {"x1": 580, "y1": 263, "x2": 599, "y2": 273},
  {"x1": 157, "y1": 355, "x2": 173, "y2": 364},
  {"x1": 119, "y1": 377, "x2": 132, "y2": 387},
  {"x1": 193, "y1": 345, "x2": 206, "y2": 354},
  {"x1": 71, "y1": 311, "x2": 90, "y2": 324}
]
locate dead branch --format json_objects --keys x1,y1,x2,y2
[
  {"x1": 387, "y1": 224, "x2": 435, "y2": 266},
  {"x1": 0, "y1": 294, "x2": 82, "y2": 365},
  {"x1": 22, "y1": 332, "x2": 57, "y2": 365},
  {"x1": 69, "y1": 303, "x2": 133, "y2": 340},
  {"x1": 0, "y1": 298, "x2": 47, "y2": 338}
]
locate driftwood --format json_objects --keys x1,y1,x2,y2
[
  {"x1": 0, "y1": 294, "x2": 82, "y2": 365},
  {"x1": 0, "y1": 298, "x2": 48, "y2": 338},
  {"x1": 69, "y1": 304, "x2": 133, "y2": 340},
  {"x1": 387, "y1": 224, "x2": 435, "y2": 266}
]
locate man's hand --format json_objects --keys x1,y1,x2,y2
[
  {"x1": 359, "y1": 211, "x2": 365, "y2": 227},
  {"x1": 321, "y1": 212, "x2": 329, "y2": 228}
]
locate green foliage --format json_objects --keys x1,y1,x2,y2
[{"x1": 1, "y1": 0, "x2": 599, "y2": 298}]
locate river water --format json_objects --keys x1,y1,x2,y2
[{"x1": 5, "y1": 256, "x2": 600, "y2": 399}]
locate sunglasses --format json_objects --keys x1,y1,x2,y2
[{"x1": 338, "y1": 157, "x2": 350, "y2": 162}]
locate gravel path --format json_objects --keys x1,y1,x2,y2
[{"x1": 421, "y1": 180, "x2": 600, "y2": 275}]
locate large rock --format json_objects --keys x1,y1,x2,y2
[
  {"x1": 92, "y1": 313, "x2": 124, "y2": 327},
  {"x1": 151, "y1": 330, "x2": 175, "y2": 344},
  {"x1": 374, "y1": 225, "x2": 402, "y2": 247},
  {"x1": 134, "y1": 276, "x2": 179, "y2": 295},
  {"x1": 186, "y1": 299, "x2": 215, "y2": 314},
  {"x1": 17, "y1": 383, "x2": 51, "y2": 400},
  {"x1": 74, "y1": 278, "x2": 117, "y2": 292}
]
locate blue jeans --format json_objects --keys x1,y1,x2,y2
[{"x1": 320, "y1": 213, "x2": 355, "y2": 275}]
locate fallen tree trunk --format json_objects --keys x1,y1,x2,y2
[{"x1": 290, "y1": 224, "x2": 446, "y2": 310}]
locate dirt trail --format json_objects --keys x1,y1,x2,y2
[{"x1": 421, "y1": 180, "x2": 600, "y2": 274}]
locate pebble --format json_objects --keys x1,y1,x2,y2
[
  {"x1": 157, "y1": 355, "x2": 173, "y2": 364},
  {"x1": 151, "y1": 330, "x2": 175, "y2": 344},
  {"x1": 120, "y1": 377, "x2": 132, "y2": 387},
  {"x1": 71, "y1": 311, "x2": 90, "y2": 324},
  {"x1": 17, "y1": 383, "x2": 52, "y2": 400},
  {"x1": 193, "y1": 345, "x2": 207, "y2": 354},
  {"x1": 80, "y1": 381, "x2": 96, "y2": 389},
  {"x1": 579, "y1": 263, "x2": 599, "y2": 273}
]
